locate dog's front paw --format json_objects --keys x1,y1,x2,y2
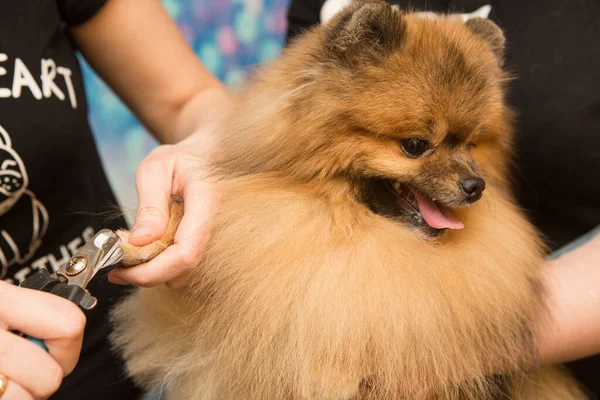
[{"x1": 118, "y1": 196, "x2": 184, "y2": 267}]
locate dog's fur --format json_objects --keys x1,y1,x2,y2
[{"x1": 111, "y1": 2, "x2": 587, "y2": 398}]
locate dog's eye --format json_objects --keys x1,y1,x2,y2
[
  {"x1": 400, "y1": 138, "x2": 430, "y2": 157},
  {"x1": 467, "y1": 142, "x2": 477, "y2": 150}
]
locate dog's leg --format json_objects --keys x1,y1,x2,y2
[{"x1": 117, "y1": 196, "x2": 184, "y2": 266}]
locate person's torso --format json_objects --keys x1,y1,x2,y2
[
  {"x1": 0, "y1": 0, "x2": 125, "y2": 283},
  {"x1": 0, "y1": 1, "x2": 140, "y2": 398},
  {"x1": 489, "y1": 0, "x2": 600, "y2": 250}
]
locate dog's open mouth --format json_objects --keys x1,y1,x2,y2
[{"x1": 359, "y1": 178, "x2": 464, "y2": 236}]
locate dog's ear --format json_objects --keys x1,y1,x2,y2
[
  {"x1": 323, "y1": 0, "x2": 405, "y2": 68},
  {"x1": 464, "y1": 18, "x2": 505, "y2": 60}
]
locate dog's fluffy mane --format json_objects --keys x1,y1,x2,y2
[{"x1": 111, "y1": 1, "x2": 585, "y2": 399}]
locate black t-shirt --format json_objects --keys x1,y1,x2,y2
[
  {"x1": 287, "y1": 0, "x2": 600, "y2": 396},
  {"x1": 0, "y1": 1, "x2": 141, "y2": 399}
]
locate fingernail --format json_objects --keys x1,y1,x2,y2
[{"x1": 130, "y1": 223, "x2": 152, "y2": 239}]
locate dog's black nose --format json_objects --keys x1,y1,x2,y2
[{"x1": 460, "y1": 177, "x2": 486, "y2": 203}]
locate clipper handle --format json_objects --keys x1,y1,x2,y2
[
  {"x1": 14, "y1": 332, "x2": 49, "y2": 352},
  {"x1": 14, "y1": 269, "x2": 96, "y2": 352}
]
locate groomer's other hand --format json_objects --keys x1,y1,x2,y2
[
  {"x1": 0, "y1": 280, "x2": 85, "y2": 399},
  {"x1": 108, "y1": 87, "x2": 231, "y2": 289}
]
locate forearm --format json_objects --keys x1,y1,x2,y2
[
  {"x1": 537, "y1": 226, "x2": 600, "y2": 365},
  {"x1": 170, "y1": 85, "x2": 232, "y2": 145},
  {"x1": 71, "y1": 0, "x2": 225, "y2": 144}
]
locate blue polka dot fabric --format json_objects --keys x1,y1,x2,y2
[{"x1": 82, "y1": 0, "x2": 289, "y2": 217}]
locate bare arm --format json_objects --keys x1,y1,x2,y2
[
  {"x1": 67, "y1": 0, "x2": 232, "y2": 287},
  {"x1": 538, "y1": 225, "x2": 600, "y2": 365},
  {"x1": 69, "y1": 0, "x2": 227, "y2": 144}
]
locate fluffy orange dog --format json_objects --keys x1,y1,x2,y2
[{"x1": 111, "y1": 1, "x2": 586, "y2": 398}]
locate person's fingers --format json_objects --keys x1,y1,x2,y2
[
  {"x1": 108, "y1": 244, "x2": 194, "y2": 288},
  {"x1": 109, "y1": 172, "x2": 218, "y2": 288},
  {"x1": 167, "y1": 176, "x2": 218, "y2": 288},
  {"x1": 0, "y1": 281, "x2": 85, "y2": 376},
  {"x1": 1, "y1": 377, "x2": 34, "y2": 400},
  {"x1": 0, "y1": 330, "x2": 64, "y2": 399},
  {"x1": 107, "y1": 273, "x2": 128, "y2": 285},
  {"x1": 129, "y1": 146, "x2": 175, "y2": 246}
]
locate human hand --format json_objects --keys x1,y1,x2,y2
[
  {"x1": 108, "y1": 87, "x2": 232, "y2": 289},
  {"x1": 0, "y1": 280, "x2": 85, "y2": 399}
]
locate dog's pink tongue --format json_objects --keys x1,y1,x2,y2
[{"x1": 412, "y1": 190, "x2": 464, "y2": 230}]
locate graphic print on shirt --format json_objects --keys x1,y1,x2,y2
[
  {"x1": 319, "y1": 0, "x2": 492, "y2": 24},
  {"x1": 0, "y1": 124, "x2": 49, "y2": 279},
  {"x1": 0, "y1": 53, "x2": 78, "y2": 109}
]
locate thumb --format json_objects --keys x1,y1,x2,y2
[{"x1": 129, "y1": 154, "x2": 174, "y2": 246}]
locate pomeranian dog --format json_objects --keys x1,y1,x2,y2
[{"x1": 111, "y1": 1, "x2": 587, "y2": 398}]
